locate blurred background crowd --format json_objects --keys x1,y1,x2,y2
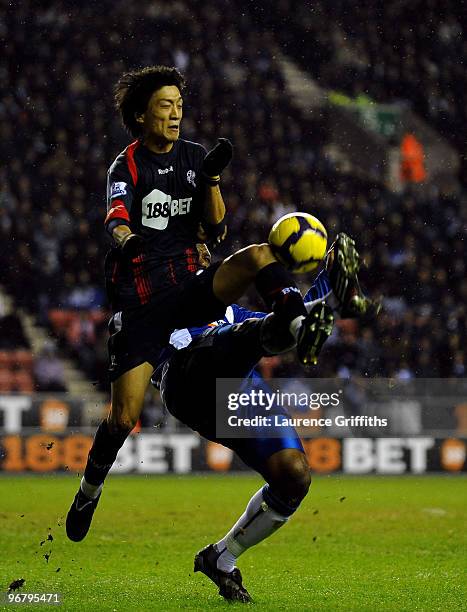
[{"x1": 1, "y1": 0, "x2": 465, "y2": 393}]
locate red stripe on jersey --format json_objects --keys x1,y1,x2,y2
[
  {"x1": 112, "y1": 261, "x2": 118, "y2": 283},
  {"x1": 132, "y1": 254, "x2": 152, "y2": 305},
  {"x1": 126, "y1": 140, "x2": 140, "y2": 186},
  {"x1": 105, "y1": 200, "x2": 130, "y2": 225},
  {"x1": 190, "y1": 248, "x2": 198, "y2": 271},
  {"x1": 185, "y1": 247, "x2": 198, "y2": 272},
  {"x1": 140, "y1": 257, "x2": 152, "y2": 302},
  {"x1": 168, "y1": 258, "x2": 177, "y2": 285}
]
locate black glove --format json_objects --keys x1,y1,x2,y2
[
  {"x1": 198, "y1": 219, "x2": 227, "y2": 248},
  {"x1": 120, "y1": 233, "x2": 145, "y2": 261},
  {"x1": 201, "y1": 138, "x2": 233, "y2": 185}
]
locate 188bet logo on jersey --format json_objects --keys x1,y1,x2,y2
[{"x1": 142, "y1": 188, "x2": 192, "y2": 230}]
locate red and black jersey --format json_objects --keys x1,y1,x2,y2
[{"x1": 104, "y1": 138, "x2": 206, "y2": 310}]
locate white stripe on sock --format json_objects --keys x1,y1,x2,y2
[
  {"x1": 80, "y1": 477, "x2": 103, "y2": 500},
  {"x1": 289, "y1": 315, "x2": 305, "y2": 340}
]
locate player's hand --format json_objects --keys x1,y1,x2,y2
[
  {"x1": 197, "y1": 223, "x2": 208, "y2": 242},
  {"x1": 197, "y1": 221, "x2": 227, "y2": 249},
  {"x1": 120, "y1": 232, "x2": 145, "y2": 260},
  {"x1": 196, "y1": 242, "x2": 212, "y2": 268},
  {"x1": 213, "y1": 223, "x2": 228, "y2": 246},
  {"x1": 202, "y1": 138, "x2": 233, "y2": 184}
]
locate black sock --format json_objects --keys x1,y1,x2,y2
[
  {"x1": 255, "y1": 262, "x2": 306, "y2": 322},
  {"x1": 262, "y1": 484, "x2": 300, "y2": 517},
  {"x1": 83, "y1": 420, "x2": 129, "y2": 486}
]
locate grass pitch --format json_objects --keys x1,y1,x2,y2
[{"x1": 0, "y1": 474, "x2": 465, "y2": 611}]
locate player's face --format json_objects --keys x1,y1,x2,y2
[{"x1": 142, "y1": 86, "x2": 183, "y2": 145}]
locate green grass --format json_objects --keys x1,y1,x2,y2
[{"x1": 0, "y1": 474, "x2": 466, "y2": 611}]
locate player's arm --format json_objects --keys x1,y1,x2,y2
[
  {"x1": 110, "y1": 224, "x2": 145, "y2": 259},
  {"x1": 201, "y1": 185, "x2": 227, "y2": 245},
  {"x1": 111, "y1": 223, "x2": 132, "y2": 246},
  {"x1": 203, "y1": 183, "x2": 225, "y2": 225},
  {"x1": 199, "y1": 138, "x2": 233, "y2": 245},
  {"x1": 105, "y1": 161, "x2": 143, "y2": 258}
]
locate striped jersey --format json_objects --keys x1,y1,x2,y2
[{"x1": 104, "y1": 138, "x2": 206, "y2": 310}]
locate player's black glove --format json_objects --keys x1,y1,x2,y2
[
  {"x1": 120, "y1": 233, "x2": 145, "y2": 261},
  {"x1": 197, "y1": 219, "x2": 227, "y2": 249},
  {"x1": 201, "y1": 138, "x2": 233, "y2": 185}
]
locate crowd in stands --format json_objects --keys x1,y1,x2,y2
[
  {"x1": 0, "y1": 290, "x2": 68, "y2": 392},
  {"x1": 0, "y1": 295, "x2": 67, "y2": 392},
  {"x1": 2, "y1": 0, "x2": 465, "y2": 390},
  {"x1": 255, "y1": 0, "x2": 466, "y2": 173}
]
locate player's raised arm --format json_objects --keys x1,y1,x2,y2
[{"x1": 199, "y1": 138, "x2": 232, "y2": 245}]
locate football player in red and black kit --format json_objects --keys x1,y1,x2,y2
[{"x1": 65, "y1": 66, "x2": 355, "y2": 576}]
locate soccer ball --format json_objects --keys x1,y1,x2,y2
[{"x1": 268, "y1": 212, "x2": 328, "y2": 273}]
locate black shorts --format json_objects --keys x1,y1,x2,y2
[
  {"x1": 107, "y1": 263, "x2": 225, "y2": 381},
  {"x1": 160, "y1": 322, "x2": 304, "y2": 474}
]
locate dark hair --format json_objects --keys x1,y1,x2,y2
[{"x1": 114, "y1": 66, "x2": 185, "y2": 137}]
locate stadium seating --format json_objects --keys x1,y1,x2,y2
[
  {"x1": 3, "y1": 0, "x2": 465, "y2": 381},
  {"x1": 0, "y1": 350, "x2": 35, "y2": 393},
  {"x1": 252, "y1": 0, "x2": 466, "y2": 157}
]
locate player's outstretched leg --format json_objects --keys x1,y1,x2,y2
[
  {"x1": 195, "y1": 449, "x2": 310, "y2": 603},
  {"x1": 213, "y1": 244, "x2": 329, "y2": 365},
  {"x1": 293, "y1": 301, "x2": 334, "y2": 365},
  {"x1": 327, "y1": 232, "x2": 381, "y2": 318},
  {"x1": 259, "y1": 300, "x2": 334, "y2": 365},
  {"x1": 66, "y1": 362, "x2": 153, "y2": 542}
]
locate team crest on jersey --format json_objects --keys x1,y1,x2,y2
[
  {"x1": 110, "y1": 181, "x2": 127, "y2": 198},
  {"x1": 187, "y1": 169, "x2": 196, "y2": 187}
]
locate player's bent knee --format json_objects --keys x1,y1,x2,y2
[
  {"x1": 267, "y1": 451, "x2": 311, "y2": 506},
  {"x1": 285, "y1": 454, "x2": 311, "y2": 502},
  {"x1": 234, "y1": 243, "x2": 275, "y2": 273},
  {"x1": 246, "y1": 243, "x2": 275, "y2": 271}
]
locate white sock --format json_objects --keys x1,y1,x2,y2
[
  {"x1": 289, "y1": 315, "x2": 305, "y2": 340},
  {"x1": 80, "y1": 477, "x2": 103, "y2": 500},
  {"x1": 214, "y1": 487, "x2": 290, "y2": 573}
]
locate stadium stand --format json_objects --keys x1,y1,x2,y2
[
  {"x1": 0, "y1": 298, "x2": 35, "y2": 392},
  {"x1": 2, "y1": 0, "x2": 465, "y2": 385},
  {"x1": 252, "y1": 0, "x2": 466, "y2": 165}
]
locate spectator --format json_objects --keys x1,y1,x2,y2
[
  {"x1": 34, "y1": 342, "x2": 67, "y2": 392},
  {"x1": 400, "y1": 133, "x2": 427, "y2": 183}
]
